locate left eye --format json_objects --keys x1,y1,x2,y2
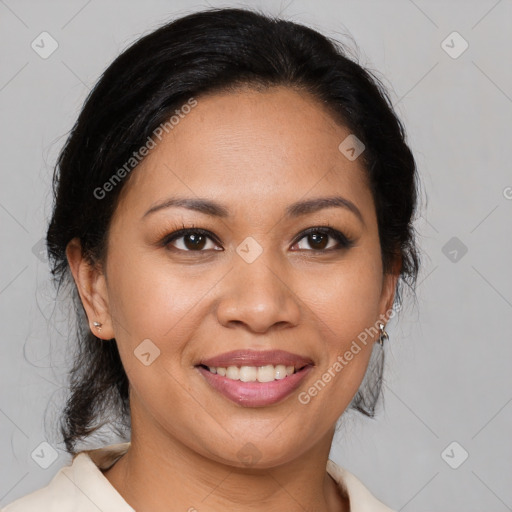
[{"x1": 291, "y1": 227, "x2": 354, "y2": 252}]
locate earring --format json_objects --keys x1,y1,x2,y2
[
  {"x1": 378, "y1": 322, "x2": 389, "y2": 346},
  {"x1": 93, "y1": 321, "x2": 103, "y2": 332}
]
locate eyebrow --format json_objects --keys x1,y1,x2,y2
[{"x1": 143, "y1": 195, "x2": 364, "y2": 225}]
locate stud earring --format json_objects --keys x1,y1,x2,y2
[
  {"x1": 93, "y1": 321, "x2": 103, "y2": 332},
  {"x1": 378, "y1": 322, "x2": 389, "y2": 346}
]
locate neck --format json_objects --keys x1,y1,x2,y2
[{"x1": 102, "y1": 405, "x2": 349, "y2": 511}]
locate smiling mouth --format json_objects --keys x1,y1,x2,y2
[
  {"x1": 195, "y1": 363, "x2": 313, "y2": 407},
  {"x1": 197, "y1": 363, "x2": 309, "y2": 383},
  {"x1": 195, "y1": 349, "x2": 314, "y2": 407}
]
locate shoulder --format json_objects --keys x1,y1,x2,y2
[
  {"x1": 1, "y1": 443, "x2": 133, "y2": 512},
  {"x1": 1, "y1": 459, "x2": 82, "y2": 512},
  {"x1": 327, "y1": 459, "x2": 396, "y2": 512}
]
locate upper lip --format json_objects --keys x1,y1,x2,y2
[{"x1": 198, "y1": 349, "x2": 314, "y2": 368}]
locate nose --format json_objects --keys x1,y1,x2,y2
[{"x1": 215, "y1": 251, "x2": 301, "y2": 334}]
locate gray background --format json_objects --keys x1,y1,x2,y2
[{"x1": 1, "y1": 0, "x2": 511, "y2": 510}]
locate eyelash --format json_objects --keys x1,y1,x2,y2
[{"x1": 160, "y1": 222, "x2": 355, "y2": 253}]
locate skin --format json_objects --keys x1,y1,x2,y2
[{"x1": 66, "y1": 85, "x2": 399, "y2": 512}]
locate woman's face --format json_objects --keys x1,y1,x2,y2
[{"x1": 85, "y1": 85, "x2": 397, "y2": 467}]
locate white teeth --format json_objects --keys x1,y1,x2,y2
[
  {"x1": 257, "y1": 365, "x2": 276, "y2": 382},
  {"x1": 206, "y1": 364, "x2": 299, "y2": 382},
  {"x1": 226, "y1": 366, "x2": 240, "y2": 380},
  {"x1": 274, "y1": 364, "x2": 287, "y2": 380},
  {"x1": 239, "y1": 366, "x2": 257, "y2": 382}
]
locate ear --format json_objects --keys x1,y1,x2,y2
[
  {"x1": 378, "y1": 256, "x2": 401, "y2": 325},
  {"x1": 66, "y1": 237, "x2": 115, "y2": 340}
]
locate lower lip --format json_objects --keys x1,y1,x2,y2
[{"x1": 196, "y1": 365, "x2": 313, "y2": 407}]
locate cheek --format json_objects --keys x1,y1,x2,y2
[
  {"x1": 106, "y1": 247, "x2": 209, "y2": 341},
  {"x1": 105, "y1": 248, "x2": 204, "y2": 415},
  {"x1": 298, "y1": 250, "x2": 383, "y2": 347},
  {"x1": 293, "y1": 247, "x2": 383, "y2": 404}
]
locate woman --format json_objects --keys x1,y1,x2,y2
[{"x1": 2, "y1": 7, "x2": 420, "y2": 511}]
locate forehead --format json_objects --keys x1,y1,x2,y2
[{"x1": 115, "y1": 86, "x2": 373, "y2": 221}]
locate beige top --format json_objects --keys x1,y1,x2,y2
[{"x1": 1, "y1": 442, "x2": 395, "y2": 511}]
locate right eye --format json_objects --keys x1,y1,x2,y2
[{"x1": 162, "y1": 226, "x2": 223, "y2": 252}]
